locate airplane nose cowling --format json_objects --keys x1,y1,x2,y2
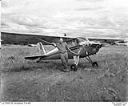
[
  {"x1": 89, "y1": 43, "x2": 103, "y2": 55},
  {"x1": 95, "y1": 44, "x2": 102, "y2": 52}
]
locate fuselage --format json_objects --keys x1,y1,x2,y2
[{"x1": 41, "y1": 43, "x2": 102, "y2": 60}]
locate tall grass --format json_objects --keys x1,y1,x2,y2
[{"x1": 0, "y1": 45, "x2": 128, "y2": 102}]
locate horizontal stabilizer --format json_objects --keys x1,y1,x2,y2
[{"x1": 25, "y1": 55, "x2": 46, "y2": 60}]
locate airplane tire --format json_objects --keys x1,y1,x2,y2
[
  {"x1": 92, "y1": 62, "x2": 98, "y2": 67},
  {"x1": 70, "y1": 64, "x2": 77, "y2": 71}
]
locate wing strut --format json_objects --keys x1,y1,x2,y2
[{"x1": 37, "y1": 42, "x2": 46, "y2": 55}]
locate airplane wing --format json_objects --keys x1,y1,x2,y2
[
  {"x1": 1, "y1": 31, "x2": 75, "y2": 45},
  {"x1": 1, "y1": 31, "x2": 127, "y2": 46},
  {"x1": 88, "y1": 37, "x2": 126, "y2": 45}
]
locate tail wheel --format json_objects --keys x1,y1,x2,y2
[
  {"x1": 92, "y1": 62, "x2": 98, "y2": 67},
  {"x1": 70, "y1": 64, "x2": 78, "y2": 71}
]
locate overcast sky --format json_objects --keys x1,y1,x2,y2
[{"x1": 1, "y1": 0, "x2": 128, "y2": 38}]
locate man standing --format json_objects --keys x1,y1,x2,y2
[{"x1": 52, "y1": 37, "x2": 78, "y2": 72}]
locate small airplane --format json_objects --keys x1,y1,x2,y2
[
  {"x1": 25, "y1": 37, "x2": 103, "y2": 71},
  {"x1": 1, "y1": 31, "x2": 127, "y2": 71}
]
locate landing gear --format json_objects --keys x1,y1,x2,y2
[
  {"x1": 92, "y1": 61, "x2": 98, "y2": 67},
  {"x1": 71, "y1": 55, "x2": 79, "y2": 71},
  {"x1": 70, "y1": 64, "x2": 78, "y2": 71},
  {"x1": 85, "y1": 56, "x2": 98, "y2": 67}
]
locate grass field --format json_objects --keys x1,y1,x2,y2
[{"x1": 0, "y1": 45, "x2": 128, "y2": 102}]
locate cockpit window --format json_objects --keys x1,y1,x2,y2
[
  {"x1": 77, "y1": 37, "x2": 88, "y2": 42},
  {"x1": 66, "y1": 37, "x2": 88, "y2": 47}
]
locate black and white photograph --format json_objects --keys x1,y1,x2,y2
[{"x1": 0, "y1": 0, "x2": 128, "y2": 103}]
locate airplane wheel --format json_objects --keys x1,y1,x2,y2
[
  {"x1": 70, "y1": 64, "x2": 77, "y2": 71},
  {"x1": 92, "y1": 62, "x2": 98, "y2": 67}
]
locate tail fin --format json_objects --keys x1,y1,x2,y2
[{"x1": 37, "y1": 42, "x2": 46, "y2": 55}]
